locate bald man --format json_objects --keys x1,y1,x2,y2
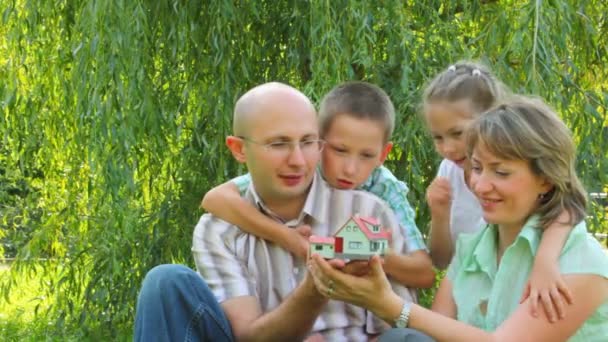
[
  {"x1": 227, "y1": 82, "x2": 319, "y2": 215},
  {"x1": 134, "y1": 83, "x2": 419, "y2": 342}
]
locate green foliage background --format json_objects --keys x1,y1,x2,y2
[{"x1": 1, "y1": 0, "x2": 607, "y2": 338}]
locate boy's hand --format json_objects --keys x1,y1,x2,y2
[
  {"x1": 286, "y1": 225, "x2": 312, "y2": 260},
  {"x1": 520, "y1": 261, "x2": 573, "y2": 322},
  {"x1": 426, "y1": 177, "x2": 452, "y2": 219}
]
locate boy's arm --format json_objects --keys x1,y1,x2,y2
[
  {"x1": 364, "y1": 167, "x2": 435, "y2": 288},
  {"x1": 201, "y1": 179, "x2": 310, "y2": 260},
  {"x1": 365, "y1": 167, "x2": 427, "y2": 252},
  {"x1": 521, "y1": 211, "x2": 574, "y2": 321},
  {"x1": 383, "y1": 250, "x2": 435, "y2": 288}
]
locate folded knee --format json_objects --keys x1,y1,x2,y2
[{"x1": 141, "y1": 264, "x2": 196, "y2": 294}]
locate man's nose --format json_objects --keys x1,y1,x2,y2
[{"x1": 286, "y1": 143, "x2": 306, "y2": 166}]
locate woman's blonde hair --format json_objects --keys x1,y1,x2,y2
[{"x1": 465, "y1": 96, "x2": 587, "y2": 229}]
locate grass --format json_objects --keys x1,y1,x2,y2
[
  {"x1": 0, "y1": 264, "x2": 131, "y2": 341},
  {"x1": 1, "y1": 264, "x2": 58, "y2": 341}
]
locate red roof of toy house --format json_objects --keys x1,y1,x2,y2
[
  {"x1": 335, "y1": 215, "x2": 391, "y2": 240},
  {"x1": 309, "y1": 235, "x2": 335, "y2": 244}
]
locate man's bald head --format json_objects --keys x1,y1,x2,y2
[
  {"x1": 233, "y1": 82, "x2": 315, "y2": 136},
  {"x1": 225, "y1": 82, "x2": 320, "y2": 212}
]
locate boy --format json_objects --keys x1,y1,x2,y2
[{"x1": 202, "y1": 81, "x2": 433, "y2": 288}]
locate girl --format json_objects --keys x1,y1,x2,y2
[{"x1": 424, "y1": 61, "x2": 573, "y2": 320}]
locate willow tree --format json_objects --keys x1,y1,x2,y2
[{"x1": 1, "y1": 0, "x2": 606, "y2": 338}]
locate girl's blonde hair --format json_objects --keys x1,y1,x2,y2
[
  {"x1": 423, "y1": 61, "x2": 508, "y2": 115},
  {"x1": 465, "y1": 96, "x2": 587, "y2": 229}
]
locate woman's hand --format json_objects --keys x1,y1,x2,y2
[{"x1": 307, "y1": 254, "x2": 393, "y2": 311}]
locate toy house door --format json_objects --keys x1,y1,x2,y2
[{"x1": 335, "y1": 237, "x2": 343, "y2": 253}]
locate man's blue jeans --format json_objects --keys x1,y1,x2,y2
[
  {"x1": 134, "y1": 264, "x2": 235, "y2": 342},
  {"x1": 379, "y1": 328, "x2": 435, "y2": 341}
]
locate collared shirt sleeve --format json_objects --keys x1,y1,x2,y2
[
  {"x1": 231, "y1": 173, "x2": 252, "y2": 196},
  {"x1": 559, "y1": 222, "x2": 608, "y2": 275},
  {"x1": 360, "y1": 166, "x2": 427, "y2": 252},
  {"x1": 191, "y1": 214, "x2": 257, "y2": 303},
  {"x1": 446, "y1": 227, "x2": 489, "y2": 281}
]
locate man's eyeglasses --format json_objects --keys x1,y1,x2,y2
[{"x1": 238, "y1": 136, "x2": 325, "y2": 157}]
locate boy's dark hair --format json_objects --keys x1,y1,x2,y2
[{"x1": 319, "y1": 81, "x2": 395, "y2": 143}]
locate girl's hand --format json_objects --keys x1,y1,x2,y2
[
  {"x1": 519, "y1": 261, "x2": 573, "y2": 322},
  {"x1": 426, "y1": 177, "x2": 452, "y2": 219}
]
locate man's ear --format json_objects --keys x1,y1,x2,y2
[
  {"x1": 226, "y1": 136, "x2": 246, "y2": 163},
  {"x1": 378, "y1": 142, "x2": 393, "y2": 164}
]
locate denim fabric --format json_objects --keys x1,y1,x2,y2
[
  {"x1": 134, "y1": 264, "x2": 235, "y2": 342},
  {"x1": 378, "y1": 328, "x2": 435, "y2": 342}
]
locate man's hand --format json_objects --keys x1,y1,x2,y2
[
  {"x1": 342, "y1": 257, "x2": 387, "y2": 277},
  {"x1": 342, "y1": 260, "x2": 371, "y2": 276}
]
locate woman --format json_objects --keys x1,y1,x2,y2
[{"x1": 308, "y1": 96, "x2": 608, "y2": 341}]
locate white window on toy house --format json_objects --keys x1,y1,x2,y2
[
  {"x1": 349, "y1": 241, "x2": 362, "y2": 249},
  {"x1": 315, "y1": 245, "x2": 323, "y2": 251},
  {"x1": 370, "y1": 242, "x2": 379, "y2": 251},
  {"x1": 371, "y1": 224, "x2": 380, "y2": 233}
]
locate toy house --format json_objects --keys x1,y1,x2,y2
[
  {"x1": 309, "y1": 236, "x2": 336, "y2": 259},
  {"x1": 309, "y1": 215, "x2": 390, "y2": 260}
]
